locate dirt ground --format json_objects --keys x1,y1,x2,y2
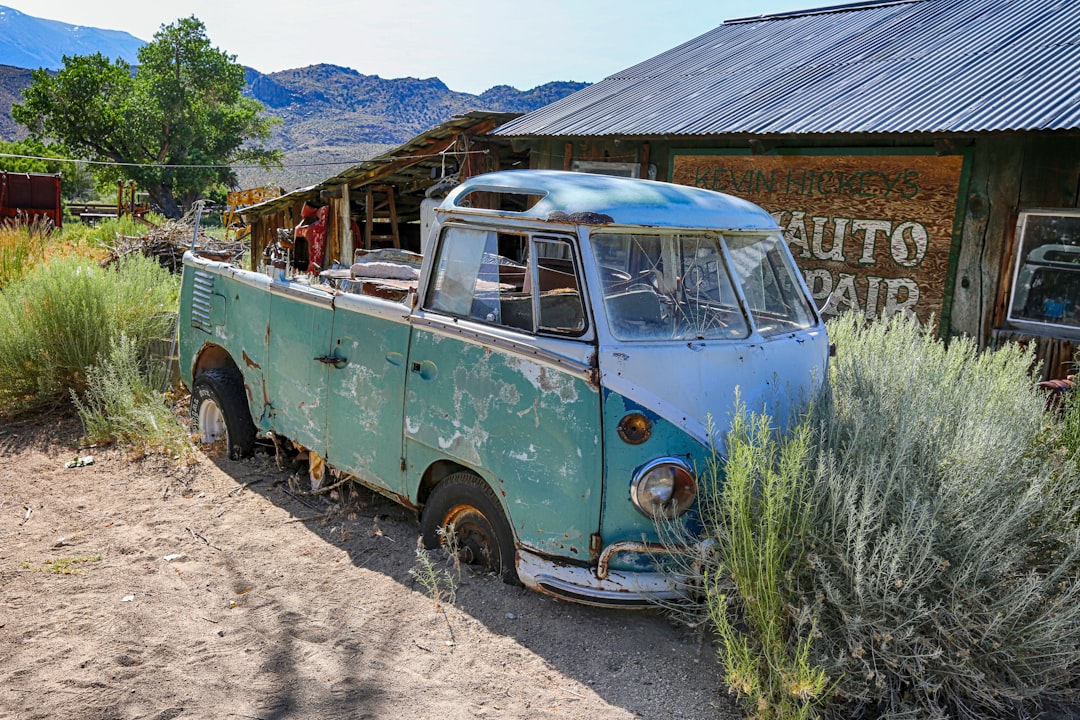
[{"x1": 0, "y1": 415, "x2": 738, "y2": 720}]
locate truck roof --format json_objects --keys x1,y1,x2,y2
[{"x1": 439, "y1": 170, "x2": 779, "y2": 231}]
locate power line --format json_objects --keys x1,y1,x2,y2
[{"x1": 0, "y1": 148, "x2": 490, "y2": 170}]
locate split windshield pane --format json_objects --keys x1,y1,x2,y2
[
  {"x1": 591, "y1": 231, "x2": 816, "y2": 341},
  {"x1": 591, "y1": 232, "x2": 749, "y2": 341},
  {"x1": 724, "y1": 233, "x2": 816, "y2": 337}
]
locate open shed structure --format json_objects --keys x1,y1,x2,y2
[
  {"x1": 495, "y1": 0, "x2": 1080, "y2": 379},
  {"x1": 241, "y1": 111, "x2": 523, "y2": 272}
]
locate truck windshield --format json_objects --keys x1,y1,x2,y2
[{"x1": 591, "y1": 232, "x2": 814, "y2": 341}]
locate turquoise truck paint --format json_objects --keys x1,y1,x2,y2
[
  {"x1": 267, "y1": 288, "x2": 333, "y2": 455},
  {"x1": 404, "y1": 321, "x2": 602, "y2": 559},
  {"x1": 325, "y1": 294, "x2": 411, "y2": 496},
  {"x1": 177, "y1": 170, "x2": 829, "y2": 606}
]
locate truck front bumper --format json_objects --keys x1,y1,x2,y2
[{"x1": 515, "y1": 544, "x2": 690, "y2": 608}]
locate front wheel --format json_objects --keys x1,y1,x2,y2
[
  {"x1": 190, "y1": 368, "x2": 256, "y2": 460},
  {"x1": 420, "y1": 472, "x2": 519, "y2": 585}
]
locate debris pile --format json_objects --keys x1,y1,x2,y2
[{"x1": 104, "y1": 220, "x2": 246, "y2": 272}]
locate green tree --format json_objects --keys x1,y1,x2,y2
[{"x1": 13, "y1": 16, "x2": 280, "y2": 217}]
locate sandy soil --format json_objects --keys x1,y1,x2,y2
[{"x1": 0, "y1": 415, "x2": 738, "y2": 720}]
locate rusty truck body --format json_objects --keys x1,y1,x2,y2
[{"x1": 178, "y1": 170, "x2": 829, "y2": 606}]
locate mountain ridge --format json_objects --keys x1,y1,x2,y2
[
  {"x1": 0, "y1": 5, "x2": 144, "y2": 71},
  {"x1": 0, "y1": 7, "x2": 587, "y2": 189}
]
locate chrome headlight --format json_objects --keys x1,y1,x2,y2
[{"x1": 630, "y1": 458, "x2": 696, "y2": 519}]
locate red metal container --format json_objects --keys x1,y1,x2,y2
[{"x1": 0, "y1": 171, "x2": 62, "y2": 228}]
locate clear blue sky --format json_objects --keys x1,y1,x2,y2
[{"x1": 3, "y1": 0, "x2": 817, "y2": 94}]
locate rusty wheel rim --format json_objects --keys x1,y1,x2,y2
[{"x1": 442, "y1": 504, "x2": 500, "y2": 570}]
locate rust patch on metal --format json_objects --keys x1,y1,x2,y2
[
  {"x1": 589, "y1": 533, "x2": 602, "y2": 563},
  {"x1": 546, "y1": 210, "x2": 614, "y2": 225},
  {"x1": 242, "y1": 350, "x2": 261, "y2": 370},
  {"x1": 596, "y1": 540, "x2": 682, "y2": 580}
]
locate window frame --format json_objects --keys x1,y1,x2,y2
[
  {"x1": 1005, "y1": 208, "x2": 1080, "y2": 339},
  {"x1": 423, "y1": 224, "x2": 590, "y2": 339}
]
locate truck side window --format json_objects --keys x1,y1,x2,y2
[
  {"x1": 426, "y1": 228, "x2": 586, "y2": 337},
  {"x1": 533, "y1": 238, "x2": 586, "y2": 335},
  {"x1": 427, "y1": 226, "x2": 532, "y2": 331}
]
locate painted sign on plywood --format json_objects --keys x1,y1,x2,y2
[{"x1": 671, "y1": 151, "x2": 965, "y2": 328}]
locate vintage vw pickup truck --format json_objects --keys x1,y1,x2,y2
[{"x1": 178, "y1": 170, "x2": 829, "y2": 606}]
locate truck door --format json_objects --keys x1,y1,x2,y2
[
  {"x1": 324, "y1": 295, "x2": 411, "y2": 498},
  {"x1": 405, "y1": 226, "x2": 603, "y2": 561},
  {"x1": 266, "y1": 285, "x2": 334, "y2": 455}
]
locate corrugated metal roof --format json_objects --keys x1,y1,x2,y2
[
  {"x1": 244, "y1": 111, "x2": 521, "y2": 217},
  {"x1": 494, "y1": 0, "x2": 1080, "y2": 137}
]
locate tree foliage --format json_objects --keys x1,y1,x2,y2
[{"x1": 13, "y1": 16, "x2": 280, "y2": 217}]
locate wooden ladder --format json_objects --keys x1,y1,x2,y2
[{"x1": 364, "y1": 185, "x2": 400, "y2": 249}]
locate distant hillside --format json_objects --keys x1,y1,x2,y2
[
  {"x1": 0, "y1": 64, "x2": 31, "y2": 140},
  {"x1": 0, "y1": 6, "x2": 588, "y2": 191},
  {"x1": 244, "y1": 64, "x2": 587, "y2": 146},
  {"x1": 0, "y1": 5, "x2": 143, "y2": 70}
]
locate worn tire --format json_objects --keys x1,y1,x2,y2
[
  {"x1": 190, "y1": 368, "x2": 256, "y2": 460},
  {"x1": 421, "y1": 472, "x2": 520, "y2": 585}
]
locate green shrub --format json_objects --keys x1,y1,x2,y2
[
  {"x1": 57, "y1": 214, "x2": 157, "y2": 249},
  {"x1": 804, "y1": 315, "x2": 1080, "y2": 719},
  {"x1": 72, "y1": 334, "x2": 191, "y2": 457},
  {"x1": 0, "y1": 254, "x2": 179, "y2": 414},
  {"x1": 697, "y1": 404, "x2": 827, "y2": 720},
  {"x1": 677, "y1": 313, "x2": 1080, "y2": 720}
]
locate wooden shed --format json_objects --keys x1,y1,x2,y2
[
  {"x1": 495, "y1": 0, "x2": 1080, "y2": 379},
  {"x1": 241, "y1": 111, "x2": 523, "y2": 272}
]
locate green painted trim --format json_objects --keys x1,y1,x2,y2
[{"x1": 938, "y1": 147, "x2": 975, "y2": 340}]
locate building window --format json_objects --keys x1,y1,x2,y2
[
  {"x1": 1007, "y1": 209, "x2": 1080, "y2": 337},
  {"x1": 571, "y1": 160, "x2": 640, "y2": 178}
]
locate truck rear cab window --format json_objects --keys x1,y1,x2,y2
[{"x1": 427, "y1": 226, "x2": 586, "y2": 336}]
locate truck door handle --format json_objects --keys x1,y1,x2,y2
[
  {"x1": 314, "y1": 354, "x2": 348, "y2": 368},
  {"x1": 410, "y1": 359, "x2": 438, "y2": 381}
]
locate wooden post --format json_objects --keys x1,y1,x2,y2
[
  {"x1": 563, "y1": 142, "x2": 573, "y2": 172},
  {"x1": 340, "y1": 183, "x2": 353, "y2": 264},
  {"x1": 640, "y1": 142, "x2": 651, "y2": 180}
]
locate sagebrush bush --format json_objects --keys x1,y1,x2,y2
[
  {"x1": 1063, "y1": 389, "x2": 1080, "y2": 455},
  {"x1": 804, "y1": 314, "x2": 1080, "y2": 719},
  {"x1": 676, "y1": 313, "x2": 1080, "y2": 720},
  {"x1": 72, "y1": 334, "x2": 192, "y2": 457},
  {"x1": 0, "y1": 254, "x2": 179, "y2": 414}
]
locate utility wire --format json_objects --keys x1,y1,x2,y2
[{"x1": 0, "y1": 148, "x2": 490, "y2": 170}]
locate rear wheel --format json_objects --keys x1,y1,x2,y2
[
  {"x1": 190, "y1": 367, "x2": 256, "y2": 460},
  {"x1": 421, "y1": 472, "x2": 519, "y2": 584}
]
